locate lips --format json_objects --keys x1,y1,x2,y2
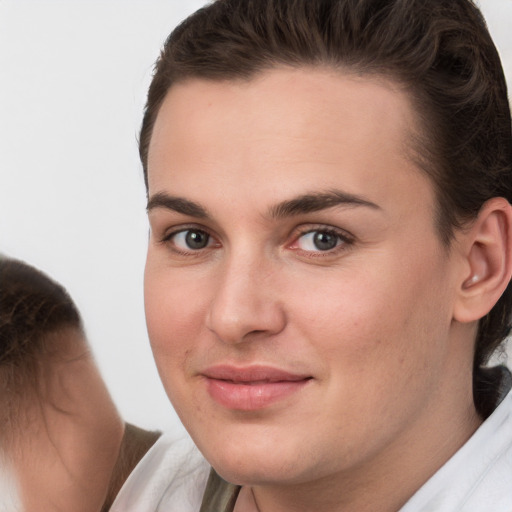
[{"x1": 202, "y1": 365, "x2": 312, "y2": 410}]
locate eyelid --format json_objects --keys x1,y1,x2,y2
[
  {"x1": 287, "y1": 224, "x2": 355, "y2": 255},
  {"x1": 159, "y1": 223, "x2": 211, "y2": 241},
  {"x1": 156, "y1": 222, "x2": 354, "y2": 258},
  {"x1": 159, "y1": 224, "x2": 221, "y2": 255}
]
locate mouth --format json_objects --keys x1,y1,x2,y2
[{"x1": 201, "y1": 365, "x2": 313, "y2": 411}]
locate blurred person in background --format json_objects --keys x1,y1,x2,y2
[{"x1": 0, "y1": 256, "x2": 160, "y2": 511}]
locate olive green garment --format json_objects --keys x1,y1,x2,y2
[{"x1": 199, "y1": 469, "x2": 241, "y2": 512}]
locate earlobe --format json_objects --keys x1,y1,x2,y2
[{"x1": 454, "y1": 197, "x2": 512, "y2": 324}]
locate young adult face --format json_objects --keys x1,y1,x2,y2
[{"x1": 144, "y1": 68, "x2": 478, "y2": 503}]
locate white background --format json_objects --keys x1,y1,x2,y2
[{"x1": 0, "y1": 0, "x2": 511, "y2": 433}]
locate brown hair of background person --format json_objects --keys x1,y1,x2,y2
[
  {"x1": 0, "y1": 256, "x2": 160, "y2": 511},
  {"x1": 138, "y1": 0, "x2": 512, "y2": 418}
]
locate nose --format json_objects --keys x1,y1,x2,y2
[{"x1": 205, "y1": 254, "x2": 286, "y2": 344}]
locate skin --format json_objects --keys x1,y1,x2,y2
[
  {"x1": 144, "y1": 68, "x2": 484, "y2": 511},
  {"x1": 4, "y1": 329, "x2": 124, "y2": 512}
]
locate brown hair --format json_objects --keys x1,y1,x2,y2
[
  {"x1": 0, "y1": 256, "x2": 83, "y2": 393},
  {"x1": 139, "y1": 0, "x2": 512, "y2": 415}
]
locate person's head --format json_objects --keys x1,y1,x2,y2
[
  {"x1": 141, "y1": 0, "x2": 512, "y2": 387},
  {"x1": 0, "y1": 256, "x2": 90, "y2": 434},
  {"x1": 0, "y1": 256, "x2": 124, "y2": 511},
  {"x1": 141, "y1": 0, "x2": 512, "y2": 505},
  {"x1": 0, "y1": 255, "x2": 83, "y2": 376}
]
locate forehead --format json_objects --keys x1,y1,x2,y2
[{"x1": 147, "y1": 67, "x2": 430, "y2": 216}]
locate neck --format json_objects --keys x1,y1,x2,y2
[{"x1": 9, "y1": 342, "x2": 124, "y2": 511}]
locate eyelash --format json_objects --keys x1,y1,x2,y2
[
  {"x1": 159, "y1": 225, "x2": 218, "y2": 256},
  {"x1": 159, "y1": 224, "x2": 354, "y2": 258},
  {"x1": 289, "y1": 225, "x2": 354, "y2": 256}
]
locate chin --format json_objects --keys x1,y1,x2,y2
[
  {"x1": 213, "y1": 458, "x2": 299, "y2": 487},
  {"x1": 196, "y1": 432, "x2": 313, "y2": 487}
]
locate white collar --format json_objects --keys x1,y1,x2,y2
[{"x1": 400, "y1": 382, "x2": 512, "y2": 512}]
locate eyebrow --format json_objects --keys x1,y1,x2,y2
[
  {"x1": 146, "y1": 189, "x2": 380, "y2": 219},
  {"x1": 146, "y1": 192, "x2": 209, "y2": 218},
  {"x1": 268, "y1": 190, "x2": 380, "y2": 218}
]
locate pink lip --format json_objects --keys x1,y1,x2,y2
[{"x1": 202, "y1": 365, "x2": 312, "y2": 411}]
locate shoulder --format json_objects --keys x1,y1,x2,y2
[{"x1": 111, "y1": 431, "x2": 210, "y2": 512}]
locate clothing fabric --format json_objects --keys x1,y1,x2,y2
[
  {"x1": 0, "y1": 456, "x2": 21, "y2": 512},
  {"x1": 399, "y1": 370, "x2": 512, "y2": 512},
  {"x1": 110, "y1": 433, "x2": 210, "y2": 512},
  {"x1": 112, "y1": 369, "x2": 512, "y2": 512}
]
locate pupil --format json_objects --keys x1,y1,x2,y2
[
  {"x1": 185, "y1": 230, "x2": 209, "y2": 249},
  {"x1": 313, "y1": 231, "x2": 337, "y2": 251}
]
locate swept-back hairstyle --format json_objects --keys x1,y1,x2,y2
[{"x1": 139, "y1": 0, "x2": 512, "y2": 416}]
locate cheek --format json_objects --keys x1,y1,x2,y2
[
  {"x1": 286, "y1": 254, "x2": 451, "y2": 379},
  {"x1": 144, "y1": 265, "x2": 208, "y2": 380},
  {"x1": 283, "y1": 261, "x2": 452, "y2": 445}
]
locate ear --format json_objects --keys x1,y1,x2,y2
[{"x1": 453, "y1": 197, "x2": 512, "y2": 323}]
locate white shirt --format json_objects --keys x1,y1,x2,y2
[
  {"x1": 400, "y1": 387, "x2": 512, "y2": 511},
  {"x1": 112, "y1": 388, "x2": 512, "y2": 512},
  {"x1": 0, "y1": 457, "x2": 21, "y2": 512},
  {"x1": 110, "y1": 434, "x2": 210, "y2": 512}
]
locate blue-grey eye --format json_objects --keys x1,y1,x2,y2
[
  {"x1": 297, "y1": 230, "x2": 341, "y2": 251},
  {"x1": 173, "y1": 229, "x2": 211, "y2": 250}
]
